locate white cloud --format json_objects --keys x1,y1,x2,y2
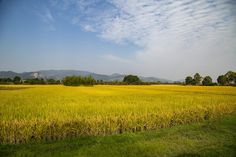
[
  {"x1": 83, "y1": 24, "x2": 95, "y2": 32},
  {"x1": 51, "y1": 0, "x2": 236, "y2": 79},
  {"x1": 99, "y1": 0, "x2": 235, "y2": 45}
]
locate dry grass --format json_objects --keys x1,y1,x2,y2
[{"x1": 0, "y1": 85, "x2": 236, "y2": 144}]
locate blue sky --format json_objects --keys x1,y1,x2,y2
[{"x1": 0, "y1": 0, "x2": 236, "y2": 80}]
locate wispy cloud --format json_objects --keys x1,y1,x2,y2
[
  {"x1": 37, "y1": 8, "x2": 55, "y2": 31},
  {"x1": 50, "y1": 0, "x2": 236, "y2": 79},
  {"x1": 98, "y1": 0, "x2": 236, "y2": 45}
]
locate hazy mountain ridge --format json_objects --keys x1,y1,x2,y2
[{"x1": 0, "y1": 70, "x2": 173, "y2": 83}]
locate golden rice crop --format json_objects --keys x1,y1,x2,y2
[{"x1": 0, "y1": 85, "x2": 236, "y2": 144}]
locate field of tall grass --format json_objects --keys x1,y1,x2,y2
[{"x1": 0, "y1": 85, "x2": 236, "y2": 144}]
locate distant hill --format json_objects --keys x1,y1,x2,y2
[{"x1": 0, "y1": 70, "x2": 173, "y2": 83}]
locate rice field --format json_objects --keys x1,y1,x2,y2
[{"x1": 0, "y1": 85, "x2": 236, "y2": 144}]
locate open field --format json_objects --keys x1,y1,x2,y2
[{"x1": 0, "y1": 85, "x2": 236, "y2": 144}]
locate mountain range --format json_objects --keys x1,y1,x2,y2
[{"x1": 0, "y1": 70, "x2": 173, "y2": 83}]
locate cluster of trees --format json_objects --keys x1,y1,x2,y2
[
  {"x1": 62, "y1": 75, "x2": 158, "y2": 86},
  {"x1": 185, "y1": 71, "x2": 236, "y2": 86},
  {"x1": 185, "y1": 73, "x2": 205, "y2": 85},
  {"x1": 0, "y1": 76, "x2": 23, "y2": 84},
  {"x1": 62, "y1": 76, "x2": 96, "y2": 86},
  {"x1": 97, "y1": 75, "x2": 156, "y2": 85},
  {"x1": 217, "y1": 71, "x2": 236, "y2": 86},
  {"x1": 0, "y1": 76, "x2": 61, "y2": 85}
]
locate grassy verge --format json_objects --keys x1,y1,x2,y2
[{"x1": 1, "y1": 113, "x2": 235, "y2": 157}]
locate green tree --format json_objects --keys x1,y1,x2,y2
[
  {"x1": 13, "y1": 76, "x2": 21, "y2": 84},
  {"x1": 63, "y1": 76, "x2": 96, "y2": 86},
  {"x1": 185, "y1": 76, "x2": 193, "y2": 85},
  {"x1": 123, "y1": 75, "x2": 141, "y2": 84},
  {"x1": 225, "y1": 71, "x2": 236, "y2": 85},
  {"x1": 191, "y1": 79, "x2": 196, "y2": 85},
  {"x1": 202, "y1": 76, "x2": 213, "y2": 86},
  {"x1": 217, "y1": 75, "x2": 227, "y2": 86},
  {"x1": 194, "y1": 73, "x2": 202, "y2": 85}
]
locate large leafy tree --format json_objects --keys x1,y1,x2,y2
[
  {"x1": 217, "y1": 75, "x2": 227, "y2": 85},
  {"x1": 185, "y1": 76, "x2": 193, "y2": 85},
  {"x1": 13, "y1": 76, "x2": 22, "y2": 84},
  {"x1": 123, "y1": 75, "x2": 141, "y2": 84},
  {"x1": 202, "y1": 76, "x2": 212, "y2": 86},
  {"x1": 194, "y1": 73, "x2": 202, "y2": 85},
  {"x1": 225, "y1": 71, "x2": 236, "y2": 85}
]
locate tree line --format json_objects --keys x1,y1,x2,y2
[
  {"x1": 62, "y1": 75, "x2": 158, "y2": 86},
  {"x1": 0, "y1": 77, "x2": 61, "y2": 85},
  {"x1": 185, "y1": 71, "x2": 236, "y2": 86},
  {"x1": 0, "y1": 75, "x2": 159, "y2": 86},
  {"x1": 1, "y1": 71, "x2": 235, "y2": 86}
]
